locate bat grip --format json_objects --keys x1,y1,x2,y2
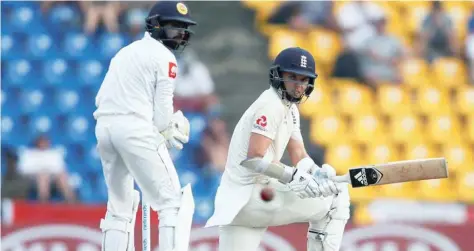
[{"x1": 331, "y1": 173, "x2": 350, "y2": 183}]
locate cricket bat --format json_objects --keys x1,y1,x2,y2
[{"x1": 332, "y1": 158, "x2": 448, "y2": 188}]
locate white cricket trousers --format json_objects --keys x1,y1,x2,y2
[
  {"x1": 218, "y1": 179, "x2": 349, "y2": 251},
  {"x1": 95, "y1": 115, "x2": 182, "y2": 222}
]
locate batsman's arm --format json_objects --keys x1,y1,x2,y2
[
  {"x1": 286, "y1": 107, "x2": 318, "y2": 173},
  {"x1": 286, "y1": 137, "x2": 318, "y2": 174},
  {"x1": 242, "y1": 133, "x2": 295, "y2": 183}
]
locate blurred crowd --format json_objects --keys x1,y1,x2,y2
[
  {"x1": 268, "y1": 0, "x2": 474, "y2": 88},
  {"x1": 252, "y1": 0, "x2": 474, "y2": 207},
  {"x1": 2, "y1": 1, "x2": 230, "y2": 204}
]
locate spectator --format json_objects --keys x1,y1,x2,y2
[
  {"x1": 200, "y1": 118, "x2": 230, "y2": 173},
  {"x1": 17, "y1": 135, "x2": 76, "y2": 203},
  {"x1": 332, "y1": 1, "x2": 386, "y2": 86},
  {"x1": 267, "y1": 1, "x2": 339, "y2": 32},
  {"x1": 467, "y1": 11, "x2": 474, "y2": 84},
  {"x1": 174, "y1": 49, "x2": 221, "y2": 116},
  {"x1": 79, "y1": 1, "x2": 123, "y2": 34},
  {"x1": 336, "y1": 0, "x2": 381, "y2": 52},
  {"x1": 1, "y1": 148, "x2": 30, "y2": 200},
  {"x1": 359, "y1": 11, "x2": 406, "y2": 88},
  {"x1": 416, "y1": 1, "x2": 459, "y2": 63}
]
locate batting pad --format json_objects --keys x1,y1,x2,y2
[{"x1": 175, "y1": 183, "x2": 195, "y2": 251}]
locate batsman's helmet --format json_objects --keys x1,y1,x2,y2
[
  {"x1": 269, "y1": 47, "x2": 318, "y2": 103},
  {"x1": 145, "y1": 1, "x2": 197, "y2": 52}
]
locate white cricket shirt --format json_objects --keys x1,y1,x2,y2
[
  {"x1": 224, "y1": 87, "x2": 304, "y2": 184},
  {"x1": 93, "y1": 32, "x2": 177, "y2": 132}
]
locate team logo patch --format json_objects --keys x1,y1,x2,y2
[
  {"x1": 256, "y1": 115, "x2": 267, "y2": 127},
  {"x1": 300, "y1": 55, "x2": 307, "y2": 68},
  {"x1": 254, "y1": 115, "x2": 268, "y2": 131},
  {"x1": 177, "y1": 3, "x2": 188, "y2": 15},
  {"x1": 168, "y1": 62, "x2": 177, "y2": 79}
]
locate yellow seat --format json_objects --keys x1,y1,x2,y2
[
  {"x1": 325, "y1": 142, "x2": 363, "y2": 174},
  {"x1": 310, "y1": 113, "x2": 347, "y2": 146},
  {"x1": 432, "y1": 57, "x2": 468, "y2": 88},
  {"x1": 444, "y1": 4, "x2": 470, "y2": 40},
  {"x1": 389, "y1": 113, "x2": 425, "y2": 145},
  {"x1": 365, "y1": 141, "x2": 401, "y2": 165},
  {"x1": 427, "y1": 113, "x2": 462, "y2": 144},
  {"x1": 299, "y1": 79, "x2": 333, "y2": 118},
  {"x1": 259, "y1": 24, "x2": 287, "y2": 38},
  {"x1": 351, "y1": 113, "x2": 387, "y2": 145},
  {"x1": 250, "y1": 1, "x2": 283, "y2": 23},
  {"x1": 268, "y1": 30, "x2": 308, "y2": 60},
  {"x1": 381, "y1": 182, "x2": 418, "y2": 200},
  {"x1": 308, "y1": 29, "x2": 342, "y2": 69},
  {"x1": 404, "y1": 141, "x2": 440, "y2": 160},
  {"x1": 467, "y1": 115, "x2": 474, "y2": 143},
  {"x1": 441, "y1": 142, "x2": 474, "y2": 176},
  {"x1": 333, "y1": 80, "x2": 375, "y2": 116},
  {"x1": 378, "y1": 3, "x2": 407, "y2": 39},
  {"x1": 376, "y1": 84, "x2": 412, "y2": 116},
  {"x1": 400, "y1": 58, "x2": 431, "y2": 89},
  {"x1": 418, "y1": 179, "x2": 457, "y2": 202},
  {"x1": 457, "y1": 171, "x2": 474, "y2": 203},
  {"x1": 405, "y1": 3, "x2": 430, "y2": 34},
  {"x1": 454, "y1": 86, "x2": 474, "y2": 116},
  {"x1": 413, "y1": 86, "x2": 450, "y2": 115},
  {"x1": 349, "y1": 185, "x2": 382, "y2": 203}
]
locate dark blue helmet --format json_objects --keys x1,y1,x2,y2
[
  {"x1": 145, "y1": 1, "x2": 197, "y2": 52},
  {"x1": 270, "y1": 47, "x2": 318, "y2": 103}
]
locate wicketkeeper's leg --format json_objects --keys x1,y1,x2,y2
[
  {"x1": 96, "y1": 123, "x2": 140, "y2": 251},
  {"x1": 116, "y1": 140, "x2": 193, "y2": 251}
]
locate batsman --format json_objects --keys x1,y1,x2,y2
[
  {"x1": 93, "y1": 2, "x2": 196, "y2": 251},
  {"x1": 205, "y1": 47, "x2": 351, "y2": 251}
]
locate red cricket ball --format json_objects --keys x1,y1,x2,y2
[{"x1": 260, "y1": 186, "x2": 274, "y2": 202}]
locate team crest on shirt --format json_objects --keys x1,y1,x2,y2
[
  {"x1": 254, "y1": 115, "x2": 268, "y2": 131},
  {"x1": 168, "y1": 62, "x2": 177, "y2": 79}
]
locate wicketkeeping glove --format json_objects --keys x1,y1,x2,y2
[{"x1": 161, "y1": 110, "x2": 190, "y2": 150}]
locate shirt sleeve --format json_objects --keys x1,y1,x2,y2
[
  {"x1": 290, "y1": 106, "x2": 303, "y2": 142},
  {"x1": 251, "y1": 103, "x2": 283, "y2": 140},
  {"x1": 153, "y1": 57, "x2": 177, "y2": 132}
]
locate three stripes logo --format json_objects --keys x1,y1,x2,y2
[{"x1": 354, "y1": 168, "x2": 368, "y2": 186}]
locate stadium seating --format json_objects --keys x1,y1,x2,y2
[
  {"x1": 242, "y1": 0, "x2": 473, "y2": 205},
  {"x1": 1, "y1": 3, "x2": 218, "y2": 221}
]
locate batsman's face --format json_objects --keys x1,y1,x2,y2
[{"x1": 282, "y1": 72, "x2": 309, "y2": 99}]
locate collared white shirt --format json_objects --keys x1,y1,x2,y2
[{"x1": 224, "y1": 88, "x2": 303, "y2": 184}]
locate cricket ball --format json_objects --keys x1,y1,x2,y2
[{"x1": 260, "y1": 186, "x2": 274, "y2": 202}]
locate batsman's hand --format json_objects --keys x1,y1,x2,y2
[
  {"x1": 312, "y1": 164, "x2": 342, "y2": 197},
  {"x1": 288, "y1": 168, "x2": 321, "y2": 199},
  {"x1": 161, "y1": 110, "x2": 190, "y2": 150}
]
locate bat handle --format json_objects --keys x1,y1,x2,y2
[{"x1": 331, "y1": 173, "x2": 351, "y2": 183}]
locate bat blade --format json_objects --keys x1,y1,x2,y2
[{"x1": 335, "y1": 158, "x2": 448, "y2": 188}]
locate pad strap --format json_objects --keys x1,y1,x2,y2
[{"x1": 100, "y1": 218, "x2": 134, "y2": 233}]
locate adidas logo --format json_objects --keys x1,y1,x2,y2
[{"x1": 354, "y1": 169, "x2": 368, "y2": 186}]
